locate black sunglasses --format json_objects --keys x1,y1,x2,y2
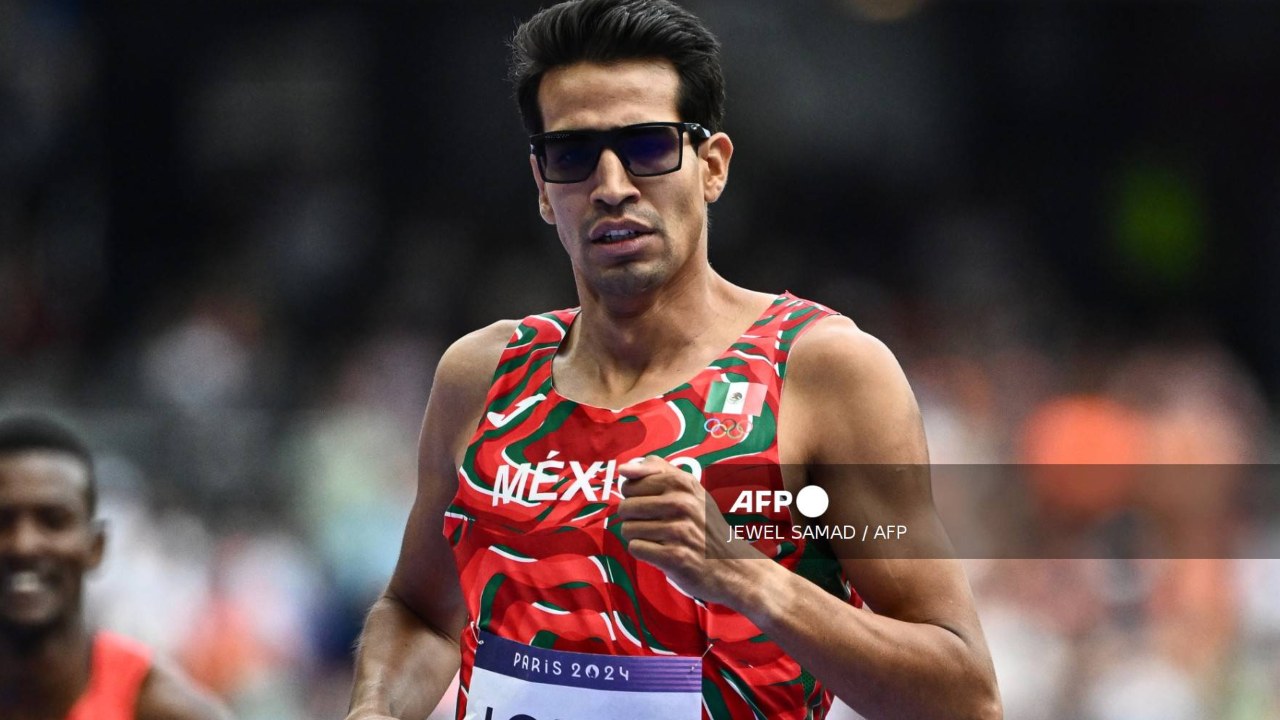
[{"x1": 529, "y1": 121, "x2": 712, "y2": 184}]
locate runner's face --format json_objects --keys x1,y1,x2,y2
[
  {"x1": 0, "y1": 452, "x2": 102, "y2": 634},
  {"x1": 532, "y1": 59, "x2": 730, "y2": 298}
]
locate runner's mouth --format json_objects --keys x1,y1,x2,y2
[
  {"x1": 593, "y1": 229, "x2": 650, "y2": 244},
  {"x1": 1, "y1": 569, "x2": 53, "y2": 595}
]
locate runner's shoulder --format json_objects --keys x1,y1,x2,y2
[
  {"x1": 788, "y1": 313, "x2": 904, "y2": 387},
  {"x1": 787, "y1": 312, "x2": 924, "y2": 463},
  {"x1": 434, "y1": 319, "x2": 521, "y2": 401}
]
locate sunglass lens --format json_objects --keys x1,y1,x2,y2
[
  {"x1": 543, "y1": 135, "x2": 601, "y2": 183},
  {"x1": 618, "y1": 126, "x2": 681, "y2": 176}
]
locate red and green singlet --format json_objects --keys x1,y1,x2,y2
[{"x1": 444, "y1": 293, "x2": 863, "y2": 720}]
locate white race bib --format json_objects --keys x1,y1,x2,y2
[{"x1": 465, "y1": 631, "x2": 703, "y2": 720}]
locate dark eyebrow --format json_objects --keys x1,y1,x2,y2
[
  {"x1": 542, "y1": 126, "x2": 614, "y2": 137},
  {"x1": 537, "y1": 122, "x2": 680, "y2": 137}
]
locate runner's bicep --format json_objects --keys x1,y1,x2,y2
[
  {"x1": 385, "y1": 329, "x2": 509, "y2": 634},
  {"x1": 386, "y1": 498, "x2": 467, "y2": 637}
]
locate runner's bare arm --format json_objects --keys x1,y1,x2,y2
[
  {"x1": 747, "y1": 316, "x2": 1000, "y2": 719},
  {"x1": 346, "y1": 321, "x2": 517, "y2": 720},
  {"x1": 616, "y1": 316, "x2": 999, "y2": 719}
]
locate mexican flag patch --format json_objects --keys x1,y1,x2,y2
[{"x1": 703, "y1": 381, "x2": 766, "y2": 416}]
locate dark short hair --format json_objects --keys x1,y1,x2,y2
[
  {"x1": 509, "y1": 0, "x2": 726, "y2": 135},
  {"x1": 0, "y1": 414, "x2": 96, "y2": 514}
]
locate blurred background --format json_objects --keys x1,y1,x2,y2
[{"x1": 3, "y1": 0, "x2": 1279, "y2": 717}]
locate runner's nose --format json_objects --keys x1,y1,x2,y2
[{"x1": 590, "y1": 149, "x2": 640, "y2": 207}]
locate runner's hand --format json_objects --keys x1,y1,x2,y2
[{"x1": 616, "y1": 456, "x2": 765, "y2": 606}]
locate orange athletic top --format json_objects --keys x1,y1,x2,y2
[{"x1": 65, "y1": 631, "x2": 152, "y2": 720}]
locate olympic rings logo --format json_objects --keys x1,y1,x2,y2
[{"x1": 704, "y1": 418, "x2": 748, "y2": 440}]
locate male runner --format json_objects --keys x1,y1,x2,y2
[
  {"x1": 0, "y1": 415, "x2": 232, "y2": 720},
  {"x1": 347, "y1": 1, "x2": 1000, "y2": 718}
]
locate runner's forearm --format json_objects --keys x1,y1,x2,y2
[
  {"x1": 347, "y1": 593, "x2": 462, "y2": 720},
  {"x1": 735, "y1": 561, "x2": 1000, "y2": 720}
]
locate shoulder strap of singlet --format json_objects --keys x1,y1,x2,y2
[
  {"x1": 478, "y1": 298, "x2": 834, "y2": 414},
  {"x1": 65, "y1": 631, "x2": 153, "y2": 720},
  {"x1": 756, "y1": 293, "x2": 840, "y2": 381},
  {"x1": 482, "y1": 308, "x2": 578, "y2": 416}
]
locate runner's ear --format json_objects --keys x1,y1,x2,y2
[
  {"x1": 531, "y1": 155, "x2": 556, "y2": 225},
  {"x1": 699, "y1": 131, "x2": 733, "y2": 204}
]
